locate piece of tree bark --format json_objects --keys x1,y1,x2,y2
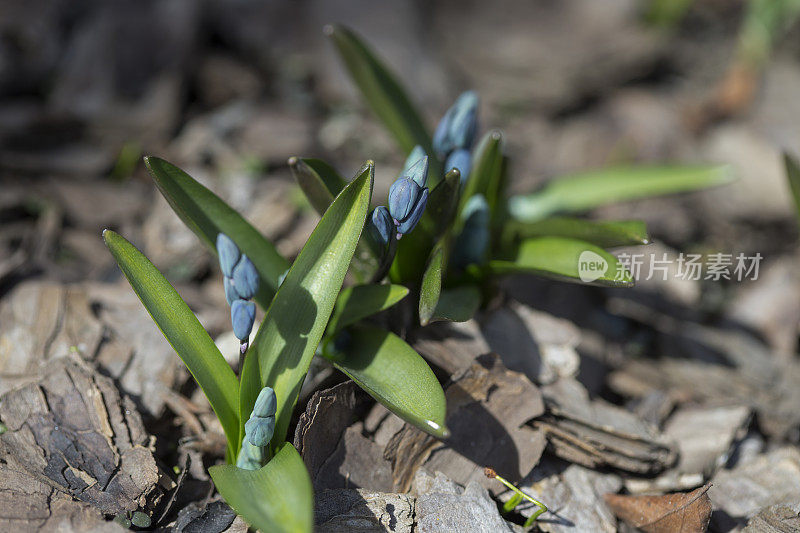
[
  {"x1": 0, "y1": 354, "x2": 164, "y2": 524},
  {"x1": 537, "y1": 378, "x2": 676, "y2": 474},
  {"x1": 315, "y1": 489, "x2": 414, "y2": 533}
]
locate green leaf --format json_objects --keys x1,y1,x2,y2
[
  {"x1": 209, "y1": 443, "x2": 313, "y2": 533},
  {"x1": 144, "y1": 156, "x2": 290, "y2": 306},
  {"x1": 460, "y1": 130, "x2": 505, "y2": 217},
  {"x1": 326, "y1": 25, "x2": 434, "y2": 164},
  {"x1": 419, "y1": 240, "x2": 446, "y2": 326},
  {"x1": 421, "y1": 169, "x2": 462, "y2": 239},
  {"x1": 508, "y1": 165, "x2": 734, "y2": 222},
  {"x1": 784, "y1": 153, "x2": 800, "y2": 223},
  {"x1": 289, "y1": 157, "x2": 381, "y2": 281},
  {"x1": 416, "y1": 169, "x2": 467, "y2": 325},
  {"x1": 430, "y1": 286, "x2": 482, "y2": 323},
  {"x1": 502, "y1": 217, "x2": 650, "y2": 250},
  {"x1": 489, "y1": 236, "x2": 633, "y2": 287},
  {"x1": 103, "y1": 230, "x2": 240, "y2": 456},
  {"x1": 322, "y1": 325, "x2": 449, "y2": 439},
  {"x1": 289, "y1": 157, "x2": 348, "y2": 217},
  {"x1": 328, "y1": 284, "x2": 409, "y2": 333},
  {"x1": 239, "y1": 162, "x2": 373, "y2": 453}
]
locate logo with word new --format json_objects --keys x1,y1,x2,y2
[{"x1": 578, "y1": 250, "x2": 609, "y2": 282}]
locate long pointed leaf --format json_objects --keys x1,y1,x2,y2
[
  {"x1": 430, "y1": 286, "x2": 482, "y2": 323},
  {"x1": 419, "y1": 239, "x2": 447, "y2": 326},
  {"x1": 103, "y1": 230, "x2": 240, "y2": 455},
  {"x1": 144, "y1": 156, "x2": 290, "y2": 306},
  {"x1": 489, "y1": 236, "x2": 633, "y2": 287},
  {"x1": 289, "y1": 157, "x2": 348, "y2": 217},
  {"x1": 239, "y1": 162, "x2": 373, "y2": 453},
  {"x1": 289, "y1": 156, "x2": 380, "y2": 281},
  {"x1": 460, "y1": 130, "x2": 505, "y2": 217},
  {"x1": 209, "y1": 443, "x2": 313, "y2": 533},
  {"x1": 323, "y1": 325, "x2": 449, "y2": 439},
  {"x1": 327, "y1": 25, "x2": 435, "y2": 164},
  {"x1": 328, "y1": 284, "x2": 408, "y2": 334},
  {"x1": 417, "y1": 171, "x2": 463, "y2": 325},
  {"x1": 508, "y1": 165, "x2": 734, "y2": 222},
  {"x1": 501, "y1": 217, "x2": 650, "y2": 250}
]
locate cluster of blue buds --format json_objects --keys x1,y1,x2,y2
[
  {"x1": 244, "y1": 386, "x2": 277, "y2": 446},
  {"x1": 368, "y1": 151, "x2": 430, "y2": 244},
  {"x1": 433, "y1": 91, "x2": 479, "y2": 184},
  {"x1": 237, "y1": 386, "x2": 277, "y2": 470},
  {"x1": 216, "y1": 233, "x2": 258, "y2": 353}
]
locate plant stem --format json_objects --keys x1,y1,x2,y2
[
  {"x1": 484, "y1": 467, "x2": 548, "y2": 526},
  {"x1": 238, "y1": 340, "x2": 248, "y2": 377}
]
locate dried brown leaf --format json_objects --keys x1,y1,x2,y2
[{"x1": 604, "y1": 484, "x2": 712, "y2": 533}]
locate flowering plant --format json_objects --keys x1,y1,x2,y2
[{"x1": 102, "y1": 24, "x2": 735, "y2": 533}]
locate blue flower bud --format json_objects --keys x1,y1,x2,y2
[
  {"x1": 445, "y1": 149, "x2": 472, "y2": 184},
  {"x1": 245, "y1": 416, "x2": 275, "y2": 447},
  {"x1": 403, "y1": 155, "x2": 429, "y2": 188},
  {"x1": 433, "y1": 110, "x2": 452, "y2": 158},
  {"x1": 216, "y1": 233, "x2": 240, "y2": 278},
  {"x1": 396, "y1": 187, "x2": 428, "y2": 236},
  {"x1": 368, "y1": 206, "x2": 395, "y2": 246},
  {"x1": 236, "y1": 440, "x2": 266, "y2": 470},
  {"x1": 449, "y1": 91, "x2": 479, "y2": 150},
  {"x1": 433, "y1": 91, "x2": 479, "y2": 156},
  {"x1": 388, "y1": 178, "x2": 423, "y2": 223},
  {"x1": 403, "y1": 145, "x2": 426, "y2": 175},
  {"x1": 252, "y1": 387, "x2": 277, "y2": 418},
  {"x1": 231, "y1": 300, "x2": 256, "y2": 341},
  {"x1": 223, "y1": 276, "x2": 240, "y2": 306},
  {"x1": 453, "y1": 194, "x2": 490, "y2": 267},
  {"x1": 231, "y1": 255, "x2": 259, "y2": 300}
]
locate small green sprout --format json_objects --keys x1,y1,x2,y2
[{"x1": 484, "y1": 467, "x2": 548, "y2": 527}]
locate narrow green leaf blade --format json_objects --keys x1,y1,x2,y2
[
  {"x1": 209, "y1": 443, "x2": 313, "y2": 533},
  {"x1": 417, "y1": 170, "x2": 463, "y2": 325},
  {"x1": 103, "y1": 230, "x2": 240, "y2": 454},
  {"x1": 508, "y1": 165, "x2": 734, "y2": 222},
  {"x1": 288, "y1": 157, "x2": 381, "y2": 281},
  {"x1": 489, "y1": 236, "x2": 633, "y2": 287},
  {"x1": 422, "y1": 169, "x2": 461, "y2": 239},
  {"x1": 502, "y1": 217, "x2": 650, "y2": 249},
  {"x1": 240, "y1": 162, "x2": 373, "y2": 451},
  {"x1": 460, "y1": 130, "x2": 505, "y2": 216},
  {"x1": 327, "y1": 25, "x2": 434, "y2": 158},
  {"x1": 328, "y1": 284, "x2": 409, "y2": 333},
  {"x1": 784, "y1": 153, "x2": 800, "y2": 223},
  {"x1": 144, "y1": 156, "x2": 290, "y2": 306},
  {"x1": 419, "y1": 241, "x2": 446, "y2": 326},
  {"x1": 289, "y1": 157, "x2": 348, "y2": 217},
  {"x1": 323, "y1": 325, "x2": 449, "y2": 439},
  {"x1": 431, "y1": 286, "x2": 482, "y2": 323}
]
